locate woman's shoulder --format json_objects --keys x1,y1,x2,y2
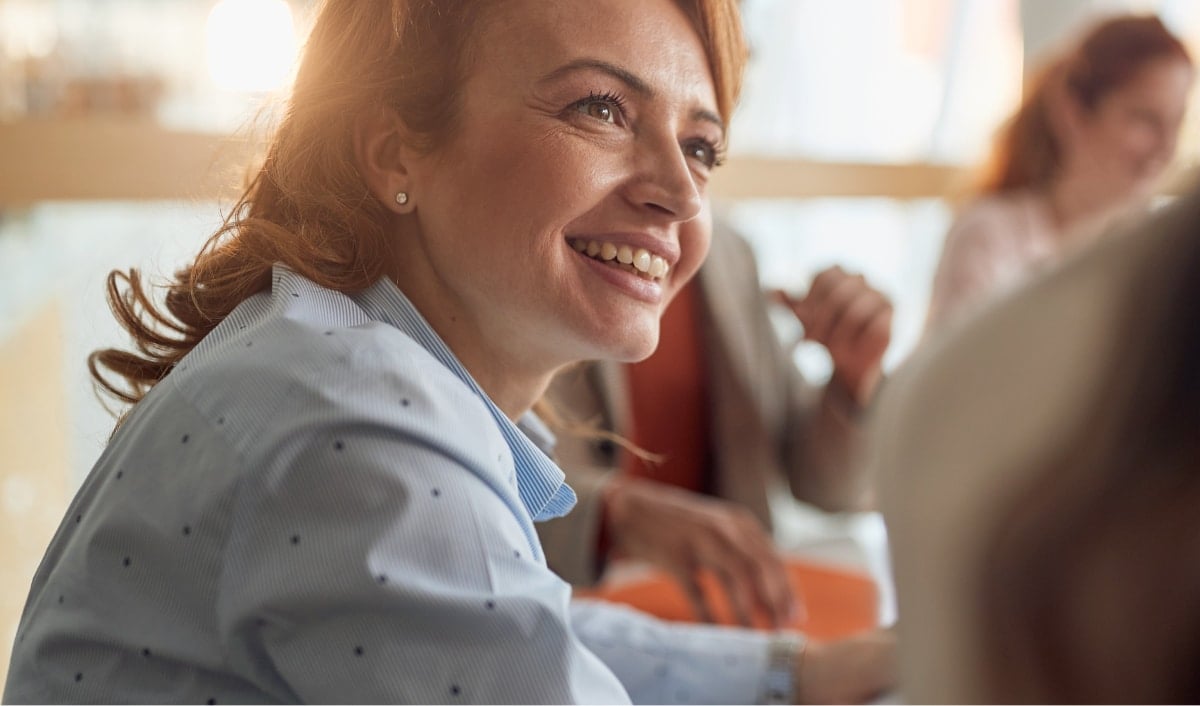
[
  {"x1": 172, "y1": 283, "x2": 494, "y2": 461},
  {"x1": 938, "y1": 192, "x2": 1055, "y2": 276},
  {"x1": 948, "y1": 191, "x2": 1039, "y2": 238}
]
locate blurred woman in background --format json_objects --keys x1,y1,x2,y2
[{"x1": 925, "y1": 14, "x2": 1193, "y2": 332}]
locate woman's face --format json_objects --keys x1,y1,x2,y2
[
  {"x1": 395, "y1": 0, "x2": 719, "y2": 396},
  {"x1": 1069, "y1": 57, "x2": 1193, "y2": 201}
]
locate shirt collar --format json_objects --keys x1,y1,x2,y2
[{"x1": 351, "y1": 276, "x2": 576, "y2": 521}]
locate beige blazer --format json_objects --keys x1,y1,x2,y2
[
  {"x1": 873, "y1": 189, "x2": 1196, "y2": 702},
  {"x1": 537, "y1": 222, "x2": 869, "y2": 585}
]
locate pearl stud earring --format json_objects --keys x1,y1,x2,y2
[{"x1": 395, "y1": 191, "x2": 409, "y2": 206}]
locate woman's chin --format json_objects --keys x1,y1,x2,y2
[
  {"x1": 597, "y1": 329, "x2": 660, "y2": 364},
  {"x1": 566, "y1": 313, "x2": 661, "y2": 365}
]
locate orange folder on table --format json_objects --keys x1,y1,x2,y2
[{"x1": 576, "y1": 559, "x2": 878, "y2": 641}]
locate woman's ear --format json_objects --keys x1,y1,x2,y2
[{"x1": 355, "y1": 107, "x2": 417, "y2": 213}]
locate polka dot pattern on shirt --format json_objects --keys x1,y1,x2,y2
[{"x1": 3, "y1": 267, "x2": 771, "y2": 705}]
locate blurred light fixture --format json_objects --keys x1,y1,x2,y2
[
  {"x1": 205, "y1": 0, "x2": 298, "y2": 92},
  {"x1": 0, "y1": 1, "x2": 58, "y2": 59}
]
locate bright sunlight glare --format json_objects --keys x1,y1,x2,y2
[{"x1": 205, "y1": 0, "x2": 298, "y2": 92}]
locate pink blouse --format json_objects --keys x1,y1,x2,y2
[{"x1": 926, "y1": 190, "x2": 1061, "y2": 333}]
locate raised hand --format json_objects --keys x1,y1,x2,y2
[{"x1": 771, "y1": 266, "x2": 893, "y2": 405}]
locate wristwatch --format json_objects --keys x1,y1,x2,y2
[{"x1": 762, "y1": 634, "x2": 805, "y2": 704}]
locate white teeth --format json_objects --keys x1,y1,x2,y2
[
  {"x1": 650, "y1": 256, "x2": 668, "y2": 278},
  {"x1": 632, "y1": 248, "x2": 651, "y2": 273},
  {"x1": 569, "y1": 238, "x2": 671, "y2": 281}
]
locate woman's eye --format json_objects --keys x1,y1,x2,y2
[
  {"x1": 571, "y1": 91, "x2": 626, "y2": 125},
  {"x1": 684, "y1": 140, "x2": 720, "y2": 169},
  {"x1": 578, "y1": 99, "x2": 617, "y2": 123}
]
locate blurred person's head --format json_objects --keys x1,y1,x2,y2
[
  {"x1": 976, "y1": 190, "x2": 1200, "y2": 702},
  {"x1": 979, "y1": 14, "x2": 1193, "y2": 209},
  {"x1": 91, "y1": 0, "x2": 746, "y2": 410}
]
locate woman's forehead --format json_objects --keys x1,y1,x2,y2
[{"x1": 465, "y1": 0, "x2": 718, "y2": 106}]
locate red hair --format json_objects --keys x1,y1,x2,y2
[
  {"x1": 91, "y1": 0, "x2": 747, "y2": 408},
  {"x1": 977, "y1": 14, "x2": 1191, "y2": 195}
]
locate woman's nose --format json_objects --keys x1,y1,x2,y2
[{"x1": 625, "y1": 139, "x2": 704, "y2": 223}]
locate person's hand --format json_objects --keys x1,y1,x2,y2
[
  {"x1": 770, "y1": 266, "x2": 893, "y2": 405},
  {"x1": 602, "y1": 477, "x2": 800, "y2": 628},
  {"x1": 795, "y1": 629, "x2": 897, "y2": 704}
]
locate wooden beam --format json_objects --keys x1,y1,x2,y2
[
  {"x1": 710, "y1": 156, "x2": 968, "y2": 200},
  {"x1": 0, "y1": 119, "x2": 258, "y2": 206},
  {"x1": 2, "y1": 119, "x2": 1195, "y2": 204}
]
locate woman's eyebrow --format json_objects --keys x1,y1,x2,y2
[
  {"x1": 538, "y1": 58, "x2": 725, "y2": 136},
  {"x1": 692, "y1": 107, "x2": 725, "y2": 138},
  {"x1": 537, "y1": 58, "x2": 654, "y2": 96}
]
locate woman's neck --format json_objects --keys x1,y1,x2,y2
[
  {"x1": 386, "y1": 258, "x2": 552, "y2": 423},
  {"x1": 1044, "y1": 176, "x2": 1131, "y2": 244},
  {"x1": 417, "y1": 308, "x2": 553, "y2": 421},
  {"x1": 457, "y1": 348, "x2": 553, "y2": 422}
]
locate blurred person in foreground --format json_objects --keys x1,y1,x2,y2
[
  {"x1": 539, "y1": 213, "x2": 892, "y2": 627},
  {"x1": 925, "y1": 13, "x2": 1193, "y2": 333},
  {"x1": 3, "y1": 0, "x2": 896, "y2": 703},
  {"x1": 876, "y1": 172, "x2": 1200, "y2": 702}
]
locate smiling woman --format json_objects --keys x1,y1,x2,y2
[
  {"x1": 0, "y1": 0, "x2": 890, "y2": 704},
  {"x1": 359, "y1": 0, "x2": 727, "y2": 414}
]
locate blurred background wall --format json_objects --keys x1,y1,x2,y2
[{"x1": 2, "y1": 0, "x2": 1200, "y2": 685}]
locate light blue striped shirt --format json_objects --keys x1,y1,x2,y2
[{"x1": 4, "y1": 266, "x2": 780, "y2": 704}]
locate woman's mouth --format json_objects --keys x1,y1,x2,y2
[{"x1": 568, "y1": 238, "x2": 670, "y2": 282}]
